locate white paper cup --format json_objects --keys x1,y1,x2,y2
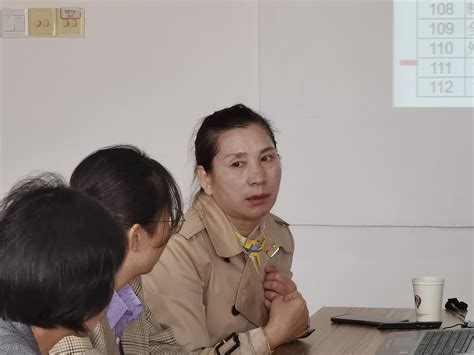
[{"x1": 412, "y1": 276, "x2": 444, "y2": 322}]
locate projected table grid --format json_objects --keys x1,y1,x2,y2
[{"x1": 416, "y1": 0, "x2": 474, "y2": 97}]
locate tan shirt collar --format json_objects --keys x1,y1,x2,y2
[{"x1": 194, "y1": 194, "x2": 293, "y2": 258}]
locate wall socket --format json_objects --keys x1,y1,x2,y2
[
  {"x1": 56, "y1": 8, "x2": 85, "y2": 37},
  {"x1": 28, "y1": 8, "x2": 57, "y2": 37}
]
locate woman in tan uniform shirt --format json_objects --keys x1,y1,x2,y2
[{"x1": 143, "y1": 104, "x2": 311, "y2": 354}]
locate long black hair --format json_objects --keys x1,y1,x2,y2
[{"x1": 70, "y1": 145, "x2": 183, "y2": 234}]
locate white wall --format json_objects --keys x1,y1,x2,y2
[
  {"x1": 1, "y1": 0, "x2": 473, "y2": 315},
  {"x1": 260, "y1": 0, "x2": 472, "y2": 226},
  {"x1": 1, "y1": 0, "x2": 259, "y2": 200},
  {"x1": 292, "y1": 226, "x2": 472, "y2": 312}
]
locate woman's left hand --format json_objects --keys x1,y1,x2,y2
[{"x1": 263, "y1": 266, "x2": 297, "y2": 304}]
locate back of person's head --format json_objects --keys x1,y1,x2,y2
[
  {"x1": 0, "y1": 173, "x2": 126, "y2": 333},
  {"x1": 194, "y1": 103, "x2": 277, "y2": 173},
  {"x1": 70, "y1": 145, "x2": 182, "y2": 234}
]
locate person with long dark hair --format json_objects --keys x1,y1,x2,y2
[{"x1": 50, "y1": 145, "x2": 187, "y2": 354}]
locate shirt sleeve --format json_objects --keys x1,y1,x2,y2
[{"x1": 192, "y1": 327, "x2": 270, "y2": 355}]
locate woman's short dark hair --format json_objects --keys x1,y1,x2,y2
[
  {"x1": 0, "y1": 173, "x2": 126, "y2": 333},
  {"x1": 70, "y1": 145, "x2": 182, "y2": 234},
  {"x1": 194, "y1": 103, "x2": 277, "y2": 172}
]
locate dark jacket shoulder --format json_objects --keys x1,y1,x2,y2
[{"x1": 0, "y1": 320, "x2": 39, "y2": 355}]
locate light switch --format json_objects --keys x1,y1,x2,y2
[
  {"x1": 3, "y1": 16, "x2": 14, "y2": 32},
  {"x1": 28, "y1": 8, "x2": 56, "y2": 37},
  {"x1": 56, "y1": 8, "x2": 85, "y2": 37},
  {"x1": 14, "y1": 16, "x2": 25, "y2": 32},
  {"x1": 1, "y1": 9, "x2": 28, "y2": 37}
]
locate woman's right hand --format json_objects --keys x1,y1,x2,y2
[{"x1": 263, "y1": 290, "x2": 309, "y2": 349}]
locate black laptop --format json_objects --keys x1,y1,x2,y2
[{"x1": 376, "y1": 328, "x2": 474, "y2": 354}]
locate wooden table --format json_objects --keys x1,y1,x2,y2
[{"x1": 274, "y1": 307, "x2": 465, "y2": 355}]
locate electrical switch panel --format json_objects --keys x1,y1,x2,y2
[
  {"x1": 1, "y1": 9, "x2": 28, "y2": 37},
  {"x1": 1, "y1": 7, "x2": 85, "y2": 38}
]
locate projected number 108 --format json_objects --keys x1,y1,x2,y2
[{"x1": 429, "y1": 2, "x2": 454, "y2": 15}]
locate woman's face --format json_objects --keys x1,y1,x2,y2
[{"x1": 201, "y1": 123, "x2": 282, "y2": 226}]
